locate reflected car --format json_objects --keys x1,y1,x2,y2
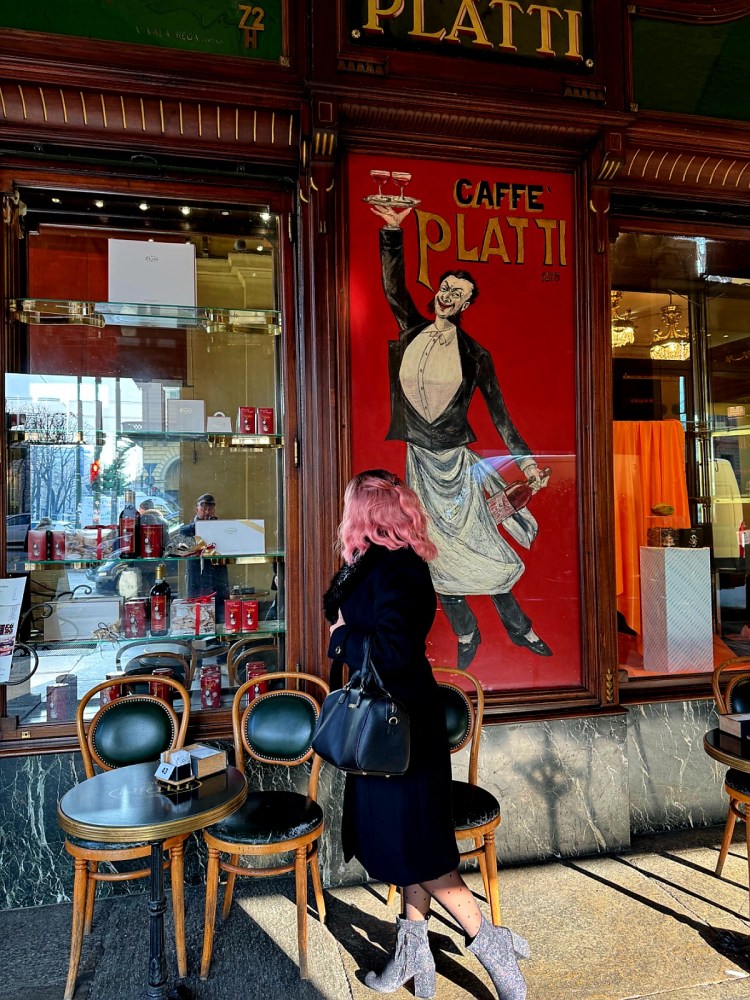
[{"x1": 6, "y1": 513, "x2": 31, "y2": 550}]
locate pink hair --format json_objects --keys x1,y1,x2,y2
[{"x1": 338, "y1": 469, "x2": 439, "y2": 564}]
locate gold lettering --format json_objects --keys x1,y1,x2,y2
[
  {"x1": 416, "y1": 211, "x2": 452, "y2": 288},
  {"x1": 445, "y1": 0, "x2": 493, "y2": 48},
  {"x1": 506, "y1": 217, "x2": 528, "y2": 263},
  {"x1": 489, "y1": 0, "x2": 523, "y2": 52},
  {"x1": 363, "y1": 0, "x2": 405, "y2": 34},
  {"x1": 410, "y1": 0, "x2": 446, "y2": 41},
  {"x1": 563, "y1": 9, "x2": 582, "y2": 60},
  {"x1": 535, "y1": 218, "x2": 557, "y2": 265},
  {"x1": 527, "y1": 4, "x2": 563, "y2": 57},
  {"x1": 480, "y1": 218, "x2": 511, "y2": 263},
  {"x1": 558, "y1": 218, "x2": 567, "y2": 266},
  {"x1": 456, "y1": 214, "x2": 480, "y2": 261}
]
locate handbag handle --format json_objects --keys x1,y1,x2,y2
[{"x1": 352, "y1": 635, "x2": 393, "y2": 699}]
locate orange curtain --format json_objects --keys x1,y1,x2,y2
[{"x1": 613, "y1": 420, "x2": 690, "y2": 634}]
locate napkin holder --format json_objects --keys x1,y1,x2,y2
[
  {"x1": 155, "y1": 749, "x2": 194, "y2": 787},
  {"x1": 184, "y1": 743, "x2": 227, "y2": 778}
]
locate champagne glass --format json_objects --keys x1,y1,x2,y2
[
  {"x1": 391, "y1": 171, "x2": 412, "y2": 201},
  {"x1": 370, "y1": 169, "x2": 391, "y2": 197}
]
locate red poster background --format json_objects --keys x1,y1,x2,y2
[{"x1": 346, "y1": 152, "x2": 581, "y2": 692}]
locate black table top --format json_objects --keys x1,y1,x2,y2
[
  {"x1": 704, "y1": 728, "x2": 750, "y2": 773},
  {"x1": 58, "y1": 761, "x2": 247, "y2": 843}
]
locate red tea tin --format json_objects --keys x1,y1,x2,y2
[
  {"x1": 50, "y1": 530, "x2": 66, "y2": 561},
  {"x1": 149, "y1": 667, "x2": 174, "y2": 704},
  {"x1": 237, "y1": 406, "x2": 257, "y2": 434},
  {"x1": 224, "y1": 598, "x2": 242, "y2": 633},
  {"x1": 245, "y1": 661, "x2": 269, "y2": 700},
  {"x1": 123, "y1": 598, "x2": 149, "y2": 638},
  {"x1": 27, "y1": 529, "x2": 48, "y2": 561},
  {"x1": 200, "y1": 665, "x2": 222, "y2": 708},
  {"x1": 257, "y1": 407, "x2": 274, "y2": 434},
  {"x1": 100, "y1": 672, "x2": 124, "y2": 706},
  {"x1": 139, "y1": 524, "x2": 164, "y2": 558},
  {"x1": 241, "y1": 599, "x2": 259, "y2": 632},
  {"x1": 47, "y1": 683, "x2": 75, "y2": 721}
]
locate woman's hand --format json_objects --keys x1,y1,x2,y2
[{"x1": 329, "y1": 609, "x2": 345, "y2": 635}]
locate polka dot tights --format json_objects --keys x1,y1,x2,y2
[{"x1": 403, "y1": 869, "x2": 482, "y2": 940}]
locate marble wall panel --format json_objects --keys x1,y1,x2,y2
[{"x1": 627, "y1": 699, "x2": 728, "y2": 834}]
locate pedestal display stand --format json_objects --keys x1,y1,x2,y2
[{"x1": 640, "y1": 547, "x2": 713, "y2": 672}]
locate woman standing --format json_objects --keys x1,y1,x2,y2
[{"x1": 324, "y1": 469, "x2": 528, "y2": 1000}]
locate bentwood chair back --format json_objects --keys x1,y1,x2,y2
[
  {"x1": 115, "y1": 638, "x2": 195, "y2": 687},
  {"x1": 226, "y1": 635, "x2": 281, "y2": 686},
  {"x1": 200, "y1": 671, "x2": 329, "y2": 981},
  {"x1": 63, "y1": 676, "x2": 190, "y2": 1000},
  {"x1": 386, "y1": 667, "x2": 503, "y2": 924},
  {"x1": 711, "y1": 657, "x2": 750, "y2": 906}
]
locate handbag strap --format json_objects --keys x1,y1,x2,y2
[{"x1": 359, "y1": 635, "x2": 393, "y2": 698}]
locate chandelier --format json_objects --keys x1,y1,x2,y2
[
  {"x1": 649, "y1": 296, "x2": 690, "y2": 361},
  {"x1": 610, "y1": 290, "x2": 635, "y2": 348}
]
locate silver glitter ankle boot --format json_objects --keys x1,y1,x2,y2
[
  {"x1": 468, "y1": 916, "x2": 527, "y2": 1000},
  {"x1": 364, "y1": 915, "x2": 436, "y2": 999}
]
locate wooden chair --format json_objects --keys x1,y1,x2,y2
[
  {"x1": 115, "y1": 638, "x2": 196, "y2": 686},
  {"x1": 200, "y1": 671, "x2": 329, "y2": 980},
  {"x1": 63, "y1": 675, "x2": 190, "y2": 1000},
  {"x1": 386, "y1": 667, "x2": 502, "y2": 924},
  {"x1": 226, "y1": 635, "x2": 281, "y2": 687},
  {"x1": 711, "y1": 656, "x2": 750, "y2": 896}
]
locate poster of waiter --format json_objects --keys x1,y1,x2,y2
[{"x1": 346, "y1": 153, "x2": 581, "y2": 693}]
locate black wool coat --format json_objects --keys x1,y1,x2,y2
[{"x1": 325, "y1": 543, "x2": 459, "y2": 885}]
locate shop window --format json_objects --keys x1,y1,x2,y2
[{"x1": 611, "y1": 229, "x2": 750, "y2": 689}]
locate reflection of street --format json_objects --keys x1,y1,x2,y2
[{"x1": 7, "y1": 646, "x2": 113, "y2": 724}]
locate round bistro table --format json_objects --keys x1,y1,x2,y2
[
  {"x1": 704, "y1": 728, "x2": 750, "y2": 772},
  {"x1": 58, "y1": 761, "x2": 247, "y2": 1000}
]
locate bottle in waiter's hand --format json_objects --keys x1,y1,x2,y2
[
  {"x1": 487, "y1": 467, "x2": 552, "y2": 524},
  {"x1": 149, "y1": 564, "x2": 171, "y2": 637},
  {"x1": 118, "y1": 489, "x2": 140, "y2": 558}
]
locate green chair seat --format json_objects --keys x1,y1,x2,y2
[
  {"x1": 65, "y1": 834, "x2": 154, "y2": 851},
  {"x1": 206, "y1": 790, "x2": 323, "y2": 846},
  {"x1": 452, "y1": 779, "x2": 501, "y2": 832}
]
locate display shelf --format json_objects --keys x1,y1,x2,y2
[
  {"x1": 8, "y1": 429, "x2": 283, "y2": 449},
  {"x1": 29, "y1": 621, "x2": 286, "y2": 648},
  {"x1": 10, "y1": 298, "x2": 281, "y2": 333},
  {"x1": 15, "y1": 551, "x2": 285, "y2": 571}
]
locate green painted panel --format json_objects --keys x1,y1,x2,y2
[
  {"x1": 0, "y1": 1, "x2": 284, "y2": 62},
  {"x1": 633, "y1": 18, "x2": 750, "y2": 122}
]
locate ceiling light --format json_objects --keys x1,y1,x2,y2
[
  {"x1": 51, "y1": 197, "x2": 61, "y2": 204},
  {"x1": 256, "y1": 245, "x2": 264, "y2": 252},
  {"x1": 221, "y1": 210, "x2": 230, "y2": 217},
  {"x1": 94, "y1": 200, "x2": 104, "y2": 209},
  {"x1": 260, "y1": 211, "x2": 271, "y2": 222},
  {"x1": 610, "y1": 291, "x2": 635, "y2": 349},
  {"x1": 649, "y1": 296, "x2": 691, "y2": 361},
  {"x1": 138, "y1": 202, "x2": 149, "y2": 211},
  {"x1": 179, "y1": 206, "x2": 191, "y2": 216}
]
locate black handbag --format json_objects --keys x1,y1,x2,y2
[{"x1": 312, "y1": 637, "x2": 410, "y2": 777}]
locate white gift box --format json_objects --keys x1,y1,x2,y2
[
  {"x1": 44, "y1": 597, "x2": 122, "y2": 641},
  {"x1": 108, "y1": 239, "x2": 196, "y2": 307},
  {"x1": 198, "y1": 519, "x2": 265, "y2": 555},
  {"x1": 167, "y1": 399, "x2": 206, "y2": 433}
]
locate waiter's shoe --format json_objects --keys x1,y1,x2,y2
[
  {"x1": 457, "y1": 629, "x2": 481, "y2": 671},
  {"x1": 509, "y1": 629, "x2": 552, "y2": 657}
]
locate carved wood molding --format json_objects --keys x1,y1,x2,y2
[
  {"x1": 622, "y1": 143, "x2": 750, "y2": 196},
  {"x1": 339, "y1": 100, "x2": 599, "y2": 152},
  {"x1": 0, "y1": 78, "x2": 299, "y2": 161},
  {"x1": 630, "y1": 1, "x2": 750, "y2": 23}
]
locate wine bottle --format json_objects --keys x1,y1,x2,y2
[
  {"x1": 487, "y1": 467, "x2": 551, "y2": 524},
  {"x1": 149, "y1": 563, "x2": 171, "y2": 637},
  {"x1": 118, "y1": 489, "x2": 140, "y2": 558}
]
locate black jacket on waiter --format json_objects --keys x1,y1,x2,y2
[{"x1": 380, "y1": 225, "x2": 532, "y2": 462}]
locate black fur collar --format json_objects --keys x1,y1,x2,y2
[{"x1": 323, "y1": 546, "x2": 381, "y2": 623}]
